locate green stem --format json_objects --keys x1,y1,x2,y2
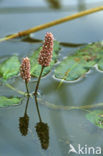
[
  {"x1": 34, "y1": 66, "x2": 44, "y2": 122},
  {"x1": 25, "y1": 80, "x2": 29, "y2": 96},
  {"x1": 34, "y1": 66, "x2": 44, "y2": 95}
]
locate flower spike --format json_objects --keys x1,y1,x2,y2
[
  {"x1": 38, "y1": 32, "x2": 54, "y2": 67},
  {"x1": 20, "y1": 57, "x2": 31, "y2": 83}
]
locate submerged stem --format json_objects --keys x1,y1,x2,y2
[
  {"x1": 38, "y1": 98, "x2": 103, "y2": 111},
  {"x1": 5, "y1": 83, "x2": 25, "y2": 95},
  {"x1": 5, "y1": 83, "x2": 33, "y2": 97}
]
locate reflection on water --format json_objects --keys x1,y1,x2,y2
[
  {"x1": 19, "y1": 96, "x2": 30, "y2": 136},
  {"x1": 35, "y1": 121, "x2": 49, "y2": 150},
  {"x1": 46, "y1": 0, "x2": 61, "y2": 9},
  {"x1": 34, "y1": 87, "x2": 49, "y2": 150},
  {"x1": 19, "y1": 93, "x2": 49, "y2": 150},
  {"x1": 0, "y1": 0, "x2": 102, "y2": 14},
  {"x1": 78, "y1": 0, "x2": 86, "y2": 11},
  {"x1": 21, "y1": 35, "x2": 86, "y2": 48}
]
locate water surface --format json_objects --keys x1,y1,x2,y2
[{"x1": 0, "y1": 0, "x2": 103, "y2": 156}]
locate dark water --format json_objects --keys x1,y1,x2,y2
[{"x1": 0, "y1": 0, "x2": 103, "y2": 156}]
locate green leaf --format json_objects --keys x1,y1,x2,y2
[
  {"x1": 30, "y1": 40, "x2": 61, "y2": 77},
  {"x1": 0, "y1": 96, "x2": 22, "y2": 107},
  {"x1": 0, "y1": 56, "x2": 20, "y2": 80},
  {"x1": 54, "y1": 41, "x2": 103, "y2": 81},
  {"x1": 86, "y1": 110, "x2": 103, "y2": 129},
  {"x1": 97, "y1": 57, "x2": 103, "y2": 71}
]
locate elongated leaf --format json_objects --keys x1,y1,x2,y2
[
  {"x1": 30, "y1": 40, "x2": 60, "y2": 77},
  {"x1": 0, "y1": 96, "x2": 22, "y2": 107},
  {"x1": 86, "y1": 110, "x2": 103, "y2": 129},
  {"x1": 0, "y1": 56, "x2": 20, "y2": 80},
  {"x1": 54, "y1": 42, "x2": 103, "y2": 81}
]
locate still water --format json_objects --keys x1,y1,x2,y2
[{"x1": 0, "y1": 0, "x2": 103, "y2": 156}]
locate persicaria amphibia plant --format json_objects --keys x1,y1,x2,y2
[
  {"x1": 34, "y1": 32, "x2": 54, "y2": 95},
  {"x1": 20, "y1": 32, "x2": 54, "y2": 95},
  {"x1": 19, "y1": 33, "x2": 53, "y2": 149}
]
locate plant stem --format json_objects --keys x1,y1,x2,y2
[
  {"x1": 33, "y1": 66, "x2": 44, "y2": 122},
  {"x1": 34, "y1": 66, "x2": 44, "y2": 95},
  {"x1": 25, "y1": 80, "x2": 29, "y2": 96},
  {"x1": 0, "y1": 6, "x2": 103, "y2": 42}
]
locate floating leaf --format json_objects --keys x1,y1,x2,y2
[
  {"x1": 86, "y1": 110, "x2": 103, "y2": 129},
  {"x1": 54, "y1": 42, "x2": 103, "y2": 81},
  {"x1": 0, "y1": 96, "x2": 22, "y2": 107},
  {"x1": 30, "y1": 40, "x2": 60, "y2": 77},
  {"x1": 0, "y1": 56, "x2": 20, "y2": 80},
  {"x1": 97, "y1": 57, "x2": 103, "y2": 71}
]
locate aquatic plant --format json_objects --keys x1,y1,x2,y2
[
  {"x1": 20, "y1": 57, "x2": 31, "y2": 95},
  {"x1": 34, "y1": 32, "x2": 54, "y2": 95},
  {"x1": 1, "y1": 32, "x2": 103, "y2": 151}
]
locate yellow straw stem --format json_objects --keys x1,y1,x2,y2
[{"x1": 0, "y1": 6, "x2": 103, "y2": 42}]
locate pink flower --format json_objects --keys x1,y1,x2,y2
[
  {"x1": 38, "y1": 32, "x2": 54, "y2": 67},
  {"x1": 20, "y1": 57, "x2": 31, "y2": 83}
]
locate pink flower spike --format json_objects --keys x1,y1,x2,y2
[
  {"x1": 20, "y1": 57, "x2": 31, "y2": 83},
  {"x1": 38, "y1": 32, "x2": 54, "y2": 67}
]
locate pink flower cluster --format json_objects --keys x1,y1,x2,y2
[
  {"x1": 38, "y1": 32, "x2": 54, "y2": 67},
  {"x1": 20, "y1": 57, "x2": 31, "y2": 83}
]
